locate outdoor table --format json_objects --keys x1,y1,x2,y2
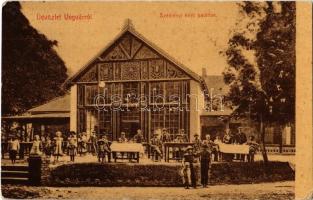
[
  {"x1": 110, "y1": 142, "x2": 145, "y2": 163},
  {"x1": 218, "y1": 143, "x2": 250, "y2": 162},
  {"x1": 163, "y1": 142, "x2": 194, "y2": 162}
]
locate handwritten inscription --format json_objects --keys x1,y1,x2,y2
[
  {"x1": 160, "y1": 12, "x2": 216, "y2": 19},
  {"x1": 36, "y1": 13, "x2": 92, "y2": 21}
]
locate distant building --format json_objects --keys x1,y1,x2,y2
[
  {"x1": 200, "y1": 69, "x2": 295, "y2": 153},
  {"x1": 2, "y1": 94, "x2": 70, "y2": 140}
]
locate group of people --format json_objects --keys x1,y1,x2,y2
[{"x1": 180, "y1": 128, "x2": 259, "y2": 189}]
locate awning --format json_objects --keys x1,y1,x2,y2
[{"x1": 2, "y1": 113, "x2": 70, "y2": 120}]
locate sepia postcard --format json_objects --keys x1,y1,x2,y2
[{"x1": 1, "y1": 1, "x2": 312, "y2": 199}]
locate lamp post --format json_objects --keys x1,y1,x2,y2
[{"x1": 99, "y1": 81, "x2": 106, "y2": 104}]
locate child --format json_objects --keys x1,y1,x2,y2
[
  {"x1": 246, "y1": 136, "x2": 259, "y2": 162},
  {"x1": 182, "y1": 146, "x2": 196, "y2": 189},
  {"x1": 97, "y1": 135, "x2": 111, "y2": 163},
  {"x1": 67, "y1": 132, "x2": 77, "y2": 162}
]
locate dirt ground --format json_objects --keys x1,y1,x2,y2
[{"x1": 2, "y1": 181, "x2": 294, "y2": 200}]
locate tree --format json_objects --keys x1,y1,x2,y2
[
  {"x1": 222, "y1": 2, "x2": 295, "y2": 163},
  {"x1": 2, "y1": 2, "x2": 68, "y2": 115}
]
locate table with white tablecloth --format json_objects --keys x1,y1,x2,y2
[
  {"x1": 218, "y1": 143, "x2": 250, "y2": 162},
  {"x1": 110, "y1": 142, "x2": 145, "y2": 163}
]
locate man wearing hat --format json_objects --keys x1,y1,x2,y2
[
  {"x1": 199, "y1": 143, "x2": 211, "y2": 187},
  {"x1": 97, "y1": 134, "x2": 111, "y2": 163},
  {"x1": 182, "y1": 145, "x2": 197, "y2": 189}
]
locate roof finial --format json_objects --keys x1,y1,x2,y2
[{"x1": 124, "y1": 18, "x2": 134, "y2": 30}]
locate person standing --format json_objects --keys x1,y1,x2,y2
[
  {"x1": 8, "y1": 136, "x2": 20, "y2": 164},
  {"x1": 89, "y1": 130, "x2": 97, "y2": 155},
  {"x1": 199, "y1": 144, "x2": 212, "y2": 187},
  {"x1": 53, "y1": 131, "x2": 64, "y2": 162},
  {"x1": 236, "y1": 128, "x2": 247, "y2": 161},
  {"x1": 213, "y1": 135, "x2": 222, "y2": 161},
  {"x1": 246, "y1": 136, "x2": 259, "y2": 162},
  {"x1": 97, "y1": 135, "x2": 111, "y2": 163},
  {"x1": 182, "y1": 146, "x2": 197, "y2": 189},
  {"x1": 30, "y1": 135, "x2": 42, "y2": 155},
  {"x1": 44, "y1": 136, "x2": 53, "y2": 158},
  {"x1": 222, "y1": 128, "x2": 233, "y2": 144},
  {"x1": 67, "y1": 132, "x2": 77, "y2": 162}
]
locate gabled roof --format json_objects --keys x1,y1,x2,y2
[
  {"x1": 28, "y1": 94, "x2": 70, "y2": 113},
  {"x1": 202, "y1": 75, "x2": 229, "y2": 95},
  {"x1": 64, "y1": 21, "x2": 201, "y2": 87}
]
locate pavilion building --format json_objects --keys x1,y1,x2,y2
[{"x1": 63, "y1": 23, "x2": 205, "y2": 141}]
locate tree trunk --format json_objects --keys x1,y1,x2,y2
[{"x1": 260, "y1": 114, "x2": 269, "y2": 164}]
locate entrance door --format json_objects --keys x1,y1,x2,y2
[{"x1": 119, "y1": 108, "x2": 140, "y2": 140}]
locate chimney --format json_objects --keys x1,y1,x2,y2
[{"x1": 202, "y1": 68, "x2": 207, "y2": 77}]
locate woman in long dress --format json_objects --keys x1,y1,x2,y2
[{"x1": 53, "y1": 131, "x2": 63, "y2": 162}]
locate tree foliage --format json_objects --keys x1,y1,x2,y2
[
  {"x1": 223, "y1": 2, "x2": 295, "y2": 125},
  {"x1": 2, "y1": 2, "x2": 68, "y2": 115}
]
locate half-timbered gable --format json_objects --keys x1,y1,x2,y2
[{"x1": 72, "y1": 31, "x2": 192, "y2": 83}]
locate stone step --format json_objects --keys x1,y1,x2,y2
[
  {"x1": 1, "y1": 177, "x2": 29, "y2": 185},
  {"x1": 1, "y1": 165, "x2": 28, "y2": 171},
  {"x1": 2, "y1": 170, "x2": 29, "y2": 178}
]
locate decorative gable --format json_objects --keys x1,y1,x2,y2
[
  {"x1": 133, "y1": 45, "x2": 159, "y2": 59},
  {"x1": 103, "y1": 45, "x2": 128, "y2": 61},
  {"x1": 69, "y1": 27, "x2": 200, "y2": 84}
]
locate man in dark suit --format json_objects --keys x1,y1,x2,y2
[{"x1": 199, "y1": 143, "x2": 212, "y2": 187}]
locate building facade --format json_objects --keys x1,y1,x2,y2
[{"x1": 65, "y1": 24, "x2": 205, "y2": 141}]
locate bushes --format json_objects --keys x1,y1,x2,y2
[{"x1": 48, "y1": 161, "x2": 294, "y2": 186}]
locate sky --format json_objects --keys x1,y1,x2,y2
[{"x1": 21, "y1": 2, "x2": 240, "y2": 76}]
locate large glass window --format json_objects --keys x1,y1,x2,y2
[
  {"x1": 78, "y1": 85, "x2": 85, "y2": 106},
  {"x1": 99, "y1": 110, "x2": 112, "y2": 136},
  {"x1": 122, "y1": 82, "x2": 140, "y2": 104},
  {"x1": 165, "y1": 81, "x2": 181, "y2": 103},
  {"x1": 150, "y1": 82, "x2": 164, "y2": 103},
  {"x1": 151, "y1": 109, "x2": 164, "y2": 133},
  {"x1": 165, "y1": 108, "x2": 180, "y2": 139},
  {"x1": 85, "y1": 85, "x2": 98, "y2": 105}
]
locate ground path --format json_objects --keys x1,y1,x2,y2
[{"x1": 16, "y1": 181, "x2": 294, "y2": 200}]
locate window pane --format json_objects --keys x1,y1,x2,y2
[
  {"x1": 166, "y1": 81, "x2": 180, "y2": 103},
  {"x1": 85, "y1": 85, "x2": 98, "y2": 105},
  {"x1": 150, "y1": 82, "x2": 164, "y2": 103}
]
